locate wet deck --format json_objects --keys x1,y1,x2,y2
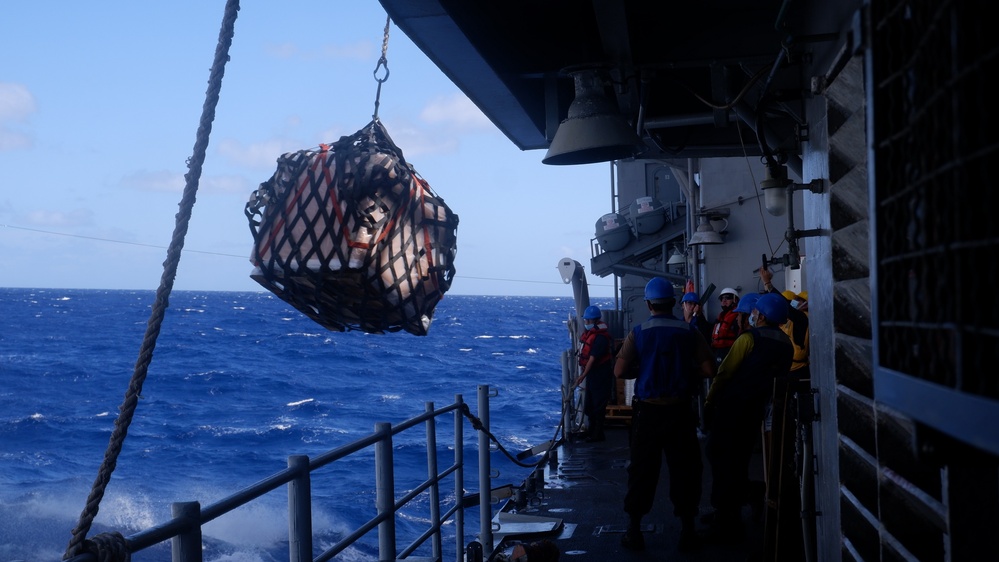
[{"x1": 492, "y1": 424, "x2": 767, "y2": 562}]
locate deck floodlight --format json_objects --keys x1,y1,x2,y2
[
  {"x1": 688, "y1": 217, "x2": 725, "y2": 246},
  {"x1": 666, "y1": 247, "x2": 686, "y2": 265},
  {"x1": 542, "y1": 69, "x2": 644, "y2": 165}
]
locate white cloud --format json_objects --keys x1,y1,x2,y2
[
  {"x1": 0, "y1": 83, "x2": 35, "y2": 121},
  {"x1": 263, "y1": 42, "x2": 297, "y2": 59},
  {"x1": 217, "y1": 138, "x2": 305, "y2": 170},
  {"x1": 0, "y1": 83, "x2": 36, "y2": 150},
  {"x1": 420, "y1": 93, "x2": 492, "y2": 131},
  {"x1": 25, "y1": 208, "x2": 94, "y2": 227},
  {"x1": 202, "y1": 174, "x2": 250, "y2": 194},
  {"x1": 120, "y1": 170, "x2": 185, "y2": 193},
  {"x1": 0, "y1": 129, "x2": 32, "y2": 150},
  {"x1": 263, "y1": 41, "x2": 372, "y2": 62},
  {"x1": 388, "y1": 124, "x2": 458, "y2": 158},
  {"x1": 119, "y1": 169, "x2": 250, "y2": 194},
  {"x1": 318, "y1": 41, "x2": 372, "y2": 61}
]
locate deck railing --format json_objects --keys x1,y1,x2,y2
[{"x1": 65, "y1": 387, "x2": 511, "y2": 562}]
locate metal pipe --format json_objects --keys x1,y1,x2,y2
[
  {"x1": 171, "y1": 501, "x2": 202, "y2": 562},
  {"x1": 644, "y1": 111, "x2": 736, "y2": 129},
  {"x1": 287, "y1": 455, "x2": 313, "y2": 562},
  {"x1": 610, "y1": 263, "x2": 687, "y2": 284},
  {"x1": 454, "y1": 394, "x2": 465, "y2": 562},
  {"x1": 799, "y1": 397, "x2": 818, "y2": 562},
  {"x1": 732, "y1": 100, "x2": 803, "y2": 177},
  {"x1": 425, "y1": 402, "x2": 443, "y2": 561},
  {"x1": 611, "y1": 161, "x2": 621, "y2": 309},
  {"x1": 477, "y1": 385, "x2": 494, "y2": 556},
  {"x1": 374, "y1": 422, "x2": 396, "y2": 561},
  {"x1": 562, "y1": 351, "x2": 573, "y2": 436}
]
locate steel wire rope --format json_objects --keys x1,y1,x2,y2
[{"x1": 62, "y1": 1, "x2": 241, "y2": 559}]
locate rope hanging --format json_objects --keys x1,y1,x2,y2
[
  {"x1": 372, "y1": 15, "x2": 391, "y2": 120},
  {"x1": 63, "y1": 1, "x2": 240, "y2": 559}
]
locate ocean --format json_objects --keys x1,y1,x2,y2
[{"x1": 0, "y1": 288, "x2": 604, "y2": 562}]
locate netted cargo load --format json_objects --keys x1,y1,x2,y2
[{"x1": 245, "y1": 119, "x2": 458, "y2": 335}]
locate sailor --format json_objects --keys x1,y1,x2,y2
[
  {"x1": 681, "y1": 291, "x2": 713, "y2": 343},
  {"x1": 614, "y1": 277, "x2": 716, "y2": 552},
  {"x1": 710, "y1": 287, "x2": 742, "y2": 361},
  {"x1": 703, "y1": 292, "x2": 793, "y2": 544},
  {"x1": 575, "y1": 305, "x2": 614, "y2": 442}
]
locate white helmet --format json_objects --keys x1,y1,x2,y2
[{"x1": 719, "y1": 287, "x2": 738, "y2": 298}]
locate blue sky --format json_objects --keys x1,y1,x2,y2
[{"x1": 0, "y1": 2, "x2": 617, "y2": 297}]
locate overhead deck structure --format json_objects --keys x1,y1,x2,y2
[{"x1": 381, "y1": 1, "x2": 999, "y2": 561}]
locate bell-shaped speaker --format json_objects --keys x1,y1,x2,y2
[
  {"x1": 543, "y1": 70, "x2": 644, "y2": 165},
  {"x1": 688, "y1": 220, "x2": 724, "y2": 246}
]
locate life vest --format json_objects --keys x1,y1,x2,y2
[
  {"x1": 714, "y1": 326, "x2": 794, "y2": 410},
  {"x1": 579, "y1": 325, "x2": 612, "y2": 367},
  {"x1": 782, "y1": 313, "x2": 810, "y2": 371},
  {"x1": 711, "y1": 308, "x2": 741, "y2": 350},
  {"x1": 632, "y1": 315, "x2": 697, "y2": 400}
]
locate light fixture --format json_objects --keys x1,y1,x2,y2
[
  {"x1": 542, "y1": 69, "x2": 645, "y2": 165},
  {"x1": 761, "y1": 162, "x2": 792, "y2": 216},
  {"x1": 688, "y1": 217, "x2": 724, "y2": 246},
  {"x1": 666, "y1": 247, "x2": 686, "y2": 265},
  {"x1": 761, "y1": 163, "x2": 825, "y2": 216}
]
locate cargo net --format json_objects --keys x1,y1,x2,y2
[{"x1": 245, "y1": 119, "x2": 458, "y2": 336}]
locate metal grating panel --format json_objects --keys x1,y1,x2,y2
[{"x1": 871, "y1": 0, "x2": 999, "y2": 453}]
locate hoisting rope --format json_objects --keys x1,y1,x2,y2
[
  {"x1": 371, "y1": 15, "x2": 391, "y2": 121},
  {"x1": 62, "y1": 1, "x2": 240, "y2": 559}
]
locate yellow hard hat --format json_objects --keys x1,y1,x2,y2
[
  {"x1": 798, "y1": 290, "x2": 808, "y2": 300},
  {"x1": 781, "y1": 290, "x2": 796, "y2": 301}
]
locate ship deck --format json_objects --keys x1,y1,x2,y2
[{"x1": 492, "y1": 422, "x2": 767, "y2": 562}]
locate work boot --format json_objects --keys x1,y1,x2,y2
[
  {"x1": 704, "y1": 509, "x2": 744, "y2": 545},
  {"x1": 621, "y1": 527, "x2": 645, "y2": 551},
  {"x1": 677, "y1": 516, "x2": 701, "y2": 552},
  {"x1": 621, "y1": 516, "x2": 645, "y2": 551}
]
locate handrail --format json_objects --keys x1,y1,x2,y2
[{"x1": 65, "y1": 394, "x2": 481, "y2": 562}]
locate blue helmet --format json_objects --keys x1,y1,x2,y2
[
  {"x1": 681, "y1": 291, "x2": 699, "y2": 304},
  {"x1": 583, "y1": 305, "x2": 601, "y2": 320},
  {"x1": 734, "y1": 292, "x2": 761, "y2": 314},
  {"x1": 755, "y1": 293, "x2": 789, "y2": 325},
  {"x1": 644, "y1": 277, "x2": 675, "y2": 302}
]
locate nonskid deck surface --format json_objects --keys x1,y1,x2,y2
[{"x1": 494, "y1": 426, "x2": 766, "y2": 561}]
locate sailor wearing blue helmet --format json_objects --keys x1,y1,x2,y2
[
  {"x1": 733, "y1": 292, "x2": 762, "y2": 332},
  {"x1": 681, "y1": 291, "x2": 712, "y2": 343},
  {"x1": 614, "y1": 277, "x2": 716, "y2": 552},
  {"x1": 702, "y1": 292, "x2": 792, "y2": 543}
]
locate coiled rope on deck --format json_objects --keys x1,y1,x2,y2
[{"x1": 63, "y1": 1, "x2": 241, "y2": 559}]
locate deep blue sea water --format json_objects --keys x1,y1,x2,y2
[{"x1": 0, "y1": 288, "x2": 605, "y2": 562}]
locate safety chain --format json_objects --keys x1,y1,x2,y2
[
  {"x1": 62, "y1": 1, "x2": 240, "y2": 559},
  {"x1": 457, "y1": 403, "x2": 564, "y2": 470},
  {"x1": 371, "y1": 15, "x2": 391, "y2": 120}
]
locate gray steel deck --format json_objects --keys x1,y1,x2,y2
[{"x1": 493, "y1": 425, "x2": 767, "y2": 562}]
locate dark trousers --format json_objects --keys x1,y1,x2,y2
[
  {"x1": 584, "y1": 367, "x2": 613, "y2": 438},
  {"x1": 705, "y1": 400, "x2": 766, "y2": 512},
  {"x1": 623, "y1": 399, "x2": 703, "y2": 519}
]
